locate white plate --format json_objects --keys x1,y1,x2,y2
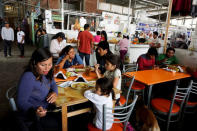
[{"x1": 58, "y1": 81, "x2": 73, "y2": 88}]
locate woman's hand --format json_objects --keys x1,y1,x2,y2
[
  {"x1": 47, "y1": 92, "x2": 57, "y2": 103},
  {"x1": 63, "y1": 54, "x2": 70, "y2": 61},
  {"x1": 36, "y1": 106, "x2": 47, "y2": 117},
  {"x1": 153, "y1": 65, "x2": 159, "y2": 70}
]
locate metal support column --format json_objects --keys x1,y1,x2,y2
[
  {"x1": 127, "y1": 0, "x2": 132, "y2": 33},
  {"x1": 61, "y1": 0, "x2": 64, "y2": 32},
  {"x1": 0, "y1": 0, "x2": 4, "y2": 18}
]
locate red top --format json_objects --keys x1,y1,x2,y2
[
  {"x1": 78, "y1": 30, "x2": 94, "y2": 54},
  {"x1": 137, "y1": 54, "x2": 155, "y2": 70},
  {"x1": 191, "y1": 71, "x2": 197, "y2": 79},
  {"x1": 100, "y1": 36, "x2": 105, "y2": 42}
]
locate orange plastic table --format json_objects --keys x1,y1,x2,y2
[
  {"x1": 55, "y1": 69, "x2": 97, "y2": 131},
  {"x1": 124, "y1": 69, "x2": 191, "y2": 108}
]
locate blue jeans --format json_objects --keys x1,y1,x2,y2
[{"x1": 79, "y1": 52, "x2": 90, "y2": 66}]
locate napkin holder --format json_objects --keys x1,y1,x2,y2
[
  {"x1": 74, "y1": 75, "x2": 88, "y2": 83},
  {"x1": 54, "y1": 71, "x2": 67, "y2": 79}
]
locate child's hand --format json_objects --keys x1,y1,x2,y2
[{"x1": 95, "y1": 64, "x2": 100, "y2": 71}]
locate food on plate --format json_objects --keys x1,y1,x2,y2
[
  {"x1": 65, "y1": 72, "x2": 76, "y2": 77},
  {"x1": 167, "y1": 65, "x2": 179, "y2": 72},
  {"x1": 71, "y1": 82, "x2": 89, "y2": 90},
  {"x1": 75, "y1": 68, "x2": 85, "y2": 72},
  {"x1": 66, "y1": 72, "x2": 72, "y2": 77},
  {"x1": 88, "y1": 81, "x2": 96, "y2": 87}
]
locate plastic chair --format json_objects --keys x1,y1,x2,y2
[
  {"x1": 151, "y1": 85, "x2": 191, "y2": 131},
  {"x1": 6, "y1": 86, "x2": 17, "y2": 111},
  {"x1": 88, "y1": 95, "x2": 138, "y2": 131},
  {"x1": 123, "y1": 64, "x2": 145, "y2": 101},
  {"x1": 184, "y1": 80, "x2": 197, "y2": 114}
]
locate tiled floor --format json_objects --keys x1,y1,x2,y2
[{"x1": 0, "y1": 43, "x2": 35, "y2": 119}]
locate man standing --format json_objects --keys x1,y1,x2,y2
[
  {"x1": 17, "y1": 27, "x2": 25, "y2": 58},
  {"x1": 77, "y1": 24, "x2": 94, "y2": 66},
  {"x1": 1, "y1": 22, "x2": 14, "y2": 57},
  {"x1": 149, "y1": 31, "x2": 161, "y2": 48}
]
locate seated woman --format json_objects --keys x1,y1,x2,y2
[
  {"x1": 56, "y1": 45, "x2": 84, "y2": 69},
  {"x1": 137, "y1": 47, "x2": 158, "y2": 70},
  {"x1": 156, "y1": 47, "x2": 178, "y2": 67},
  {"x1": 16, "y1": 48, "x2": 61, "y2": 131},
  {"x1": 50, "y1": 32, "x2": 67, "y2": 58}
]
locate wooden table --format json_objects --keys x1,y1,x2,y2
[
  {"x1": 124, "y1": 69, "x2": 191, "y2": 108},
  {"x1": 55, "y1": 70, "x2": 97, "y2": 131}
]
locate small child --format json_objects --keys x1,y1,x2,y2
[
  {"x1": 84, "y1": 77, "x2": 115, "y2": 130},
  {"x1": 95, "y1": 54, "x2": 122, "y2": 105}
]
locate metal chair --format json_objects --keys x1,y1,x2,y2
[
  {"x1": 184, "y1": 80, "x2": 197, "y2": 114},
  {"x1": 122, "y1": 63, "x2": 138, "y2": 73},
  {"x1": 120, "y1": 76, "x2": 135, "y2": 106},
  {"x1": 88, "y1": 95, "x2": 138, "y2": 131},
  {"x1": 151, "y1": 85, "x2": 191, "y2": 131},
  {"x1": 6, "y1": 86, "x2": 17, "y2": 111},
  {"x1": 122, "y1": 64, "x2": 145, "y2": 101}
]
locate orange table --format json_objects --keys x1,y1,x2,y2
[
  {"x1": 124, "y1": 69, "x2": 191, "y2": 108},
  {"x1": 55, "y1": 69, "x2": 97, "y2": 131}
]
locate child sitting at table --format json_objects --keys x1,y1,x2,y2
[
  {"x1": 56, "y1": 45, "x2": 84, "y2": 69},
  {"x1": 95, "y1": 54, "x2": 122, "y2": 105},
  {"x1": 84, "y1": 77, "x2": 115, "y2": 130}
]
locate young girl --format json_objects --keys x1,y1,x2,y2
[
  {"x1": 84, "y1": 77, "x2": 115, "y2": 130},
  {"x1": 95, "y1": 54, "x2": 122, "y2": 105}
]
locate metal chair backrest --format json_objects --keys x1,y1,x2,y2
[
  {"x1": 123, "y1": 63, "x2": 138, "y2": 73},
  {"x1": 124, "y1": 64, "x2": 138, "y2": 73},
  {"x1": 124, "y1": 76, "x2": 135, "y2": 106},
  {"x1": 103, "y1": 95, "x2": 138, "y2": 131},
  {"x1": 184, "y1": 80, "x2": 197, "y2": 109},
  {"x1": 166, "y1": 85, "x2": 191, "y2": 130},
  {"x1": 187, "y1": 80, "x2": 197, "y2": 98},
  {"x1": 6, "y1": 86, "x2": 17, "y2": 111}
]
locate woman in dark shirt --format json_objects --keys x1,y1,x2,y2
[{"x1": 17, "y1": 48, "x2": 60, "y2": 131}]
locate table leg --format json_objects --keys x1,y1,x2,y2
[
  {"x1": 62, "y1": 105, "x2": 68, "y2": 131},
  {"x1": 148, "y1": 85, "x2": 153, "y2": 108}
]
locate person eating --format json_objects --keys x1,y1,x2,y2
[
  {"x1": 137, "y1": 47, "x2": 158, "y2": 70},
  {"x1": 56, "y1": 45, "x2": 84, "y2": 69},
  {"x1": 156, "y1": 47, "x2": 178, "y2": 67}
]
